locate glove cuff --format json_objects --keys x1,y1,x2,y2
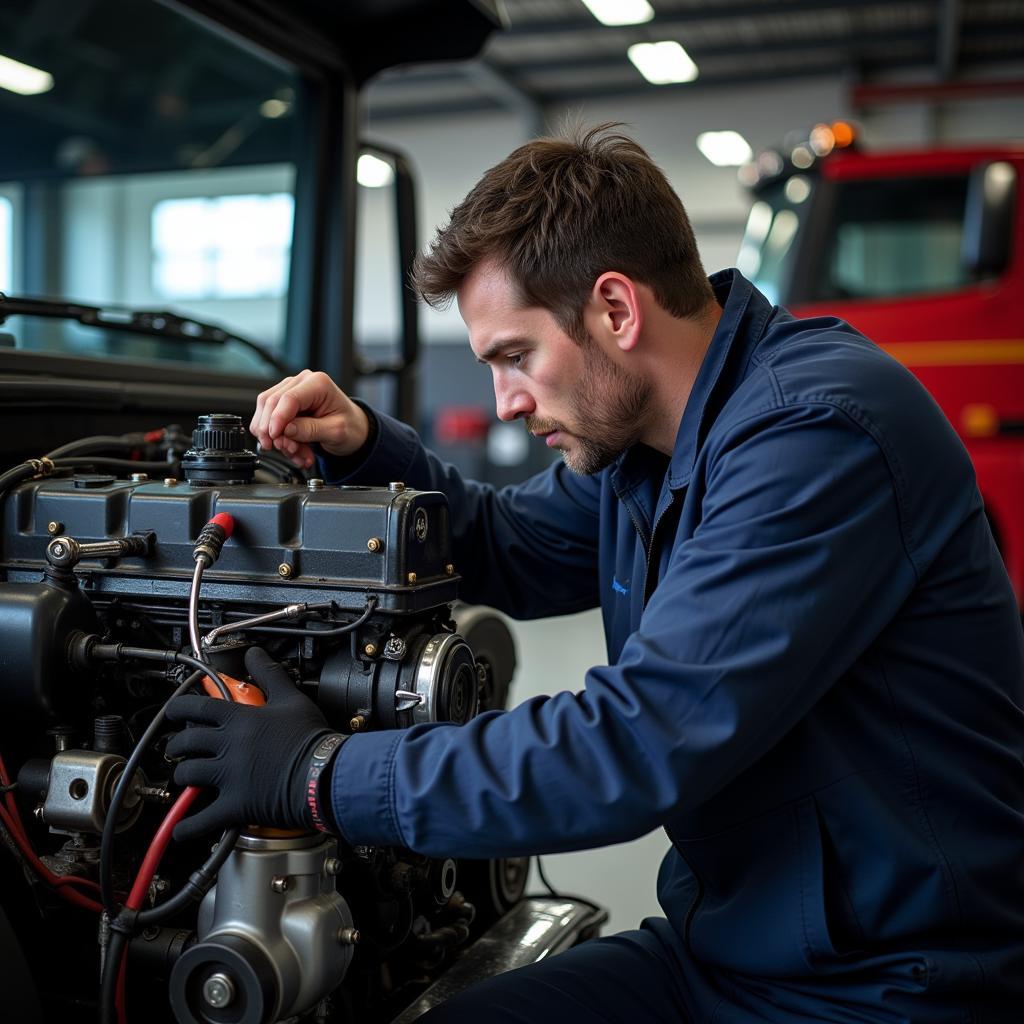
[{"x1": 303, "y1": 733, "x2": 346, "y2": 833}]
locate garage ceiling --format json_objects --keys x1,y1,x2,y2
[{"x1": 366, "y1": 0, "x2": 1024, "y2": 122}]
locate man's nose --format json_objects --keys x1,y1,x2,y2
[{"x1": 494, "y1": 380, "x2": 535, "y2": 422}]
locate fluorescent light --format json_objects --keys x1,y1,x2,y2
[
  {"x1": 0, "y1": 53, "x2": 53, "y2": 96},
  {"x1": 259, "y1": 98, "x2": 290, "y2": 119},
  {"x1": 581, "y1": 0, "x2": 654, "y2": 26},
  {"x1": 696, "y1": 130, "x2": 752, "y2": 167},
  {"x1": 627, "y1": 41, "x2": 698, "y2": 85},
  {"x1": 357, "y1": 154, "x2": 395, "y2": 189}
]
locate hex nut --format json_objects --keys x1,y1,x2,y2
[
  {"x1": 163, "y1": 478, "x2": 178, "y2": 487},
  {"x1": 278, "y1": 563, "x2": 293, "y2": 578},
  {"x1": 47, "y1": 521, "x2": 63, "y2": 535},
  {"x1": 367, "y1": 537, "x2": 383, "y2": 552},
  {"x1": 270, "y1": 875, "x2": 290, "y2": 894},
  {"x1": 407, "y1": 572, "x2": 417, "y2": 585}
]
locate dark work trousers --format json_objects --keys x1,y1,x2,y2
[{"x1": 419, "y1": 917, "x2": 694, "y2": 1023}]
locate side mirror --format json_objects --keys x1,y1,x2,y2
[{"x1": 962, "y1": 160, "x2": 1017, "y2": 278}]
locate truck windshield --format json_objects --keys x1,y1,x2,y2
[
  {"x1": 0, "y1": 0, "x2": 301, "y2": 373},
  {"x1": 736, "y1": 175, "x2": 814, "y2": 305},
  {"x1": 807, "y1": 175, "x2": 971, "y2": 302}
]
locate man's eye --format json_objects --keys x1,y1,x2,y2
[{"x1": 508, "y1": 352, "x2": 526, "y2": 368}]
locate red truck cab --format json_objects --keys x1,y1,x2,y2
[{"x1": 739, "y1": 126, "x2": 1024, "y2": 609}]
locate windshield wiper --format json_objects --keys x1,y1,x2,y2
[{"x1": 0, "y1": 294, "x2": 290, "y2": 376}]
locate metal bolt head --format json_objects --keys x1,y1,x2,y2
[
  {"x1": 363, "y1": 642, "x2": 377, "y2": 657},
  {"x1": 407, "y1": 572, "x2": 417, "y2": 585},
  {"x1": 278, "y1": 562, "x2": 293, "y2": 578},
  {"x1": 388, "y1": 481, "x2": 405, "y2": 492},
  {"x1": 270, "y1": 875, "x2": 290, "y2": 894},
  {"x1": 163, "y1": 477, "x2": 178, "y2": 487},
  {"x1": 366, "y1": 537, "x2": 382, "y2": 553},
  {"x1": 202, "y1": 972, "x2": 236, "y2": 1009},
  {"x1": 47, "y1": 521, "x2": 62, "y2": 535},
  {"x1": 51, "y1": 542, "x2": 66, "y2": 558},
  {"x1": 130, "y1": 472, "x2": 149, "y2": 483},
  {"x1": 445, "y1": 564, "x2": 454, "y2": 576},
  {"x1": 349, "y1": 715, "x2": 366, "y2": 732},
  {"x1": 338, "y1": 927, "x2": 360, "y2": 946},
  {"x1": 307, "y1": 478, "x2": 324, "y2": 491},
  {"x1": 324, "y1": 857, "x2": 342, "y2": 876}
]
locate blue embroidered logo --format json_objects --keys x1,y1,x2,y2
[{"x1": 612, "y1": 577, "x2": 629, "y2": 596}]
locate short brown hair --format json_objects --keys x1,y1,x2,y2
[{"x1": 412, "y1": 123, "x2": 714, "y2": 342}]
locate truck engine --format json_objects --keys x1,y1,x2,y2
[{"x1": 0, "y1": 413, "x2": 529, "y2": 1024}]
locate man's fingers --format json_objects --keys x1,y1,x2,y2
[
  {"x1": 172, "y1": 804, "x2": 227, "y2": 844},
  {"x1": 164, "y1": 694, "x2": 232, "y2": 727},
  {"x1": 165, "y1": 725, "x2": 223, "y2": 761},
  {"x1": 172, "y1": 757, "x2": 221, "y2": 790}
]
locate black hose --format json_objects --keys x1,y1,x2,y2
[
  {"x1": 99, "y1": 670, "x2": 203, "y2": 915},
  {"x1": 52, "y1": 457, "x2": 177, "y2": 475},
  {"x1": 45, "y1": 434, "x2": 149, "y2": 460},
  {"x1": 135, "y1": 827, "x2": 239, "y2": 927},
  {"x1": 99, "y1": 928, "x2": 128, "y2": 1024}
]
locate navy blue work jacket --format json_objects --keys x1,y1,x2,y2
[{"x1": 319, "y1": 270, "x2": 1024, "y2": 1022}]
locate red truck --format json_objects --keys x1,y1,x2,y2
[{"x1": 739, "y1": 123, "x2": 1024, "y2": 610}]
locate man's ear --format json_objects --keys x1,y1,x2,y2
[{"x1": 584, "y1": 272, "x2": 643, "y2": 352}]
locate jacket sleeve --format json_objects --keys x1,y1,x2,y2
[
  {"x1": 328, "y1": 401, "x2": 921, "y2": 858},
  {"x1": 316, "y1": 408, "x2": 602, "y2": 619}
]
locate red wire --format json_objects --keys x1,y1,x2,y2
[
  {"x1": 114, "y1": 786, "x2": 202, "y2": 1023},
  {"x1": 125, "y1": 787, "x2": 200, "y2": 912}
]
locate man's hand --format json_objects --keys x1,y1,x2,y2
[
  {"x1": 250, "y1": 369, "x2": 370, "y2": 469},
  {"x1": 164, "y1": 647, "x2": 340, "y2": 841}
]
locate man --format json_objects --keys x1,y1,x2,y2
[{"x1": 167, "y1": 126, "x2": 1024, "y2": 1022}]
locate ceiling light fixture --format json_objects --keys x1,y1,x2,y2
[
  {"x1": 696, "y1": 130, "x2": 753, "y2": 167},
  {"x1": 0, "y1": 53, "x2": 53, "y2": 96},
  {"x1": 627, "y1": 41, "x2": 698, "y2": 85},
  {"x1": 357, "y1": 154, "x2": 395, "y2": 188},
  {"x1": 581, "y1": 0, "x2": 654, "y2": 27}
]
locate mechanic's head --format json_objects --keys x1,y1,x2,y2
[
  {"x1": 412, "y1": 122, "x2": 713, "y2": 345},
  {"x1": 413, "y1": 124, "x2": 716, "y2": 475}
]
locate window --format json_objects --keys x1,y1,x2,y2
[
  {"x1": 152, "y1": 193, "x2": 294, "y2": 301},
  {"x1": 0, "y1": 196, "x2": 11, "y2": 293},
  {"x1": 812, "y1": 176, "x2": 970, "y2": 301},
  {"x1": 0, "y1": 0, "x2": 302, "y2": 366}
]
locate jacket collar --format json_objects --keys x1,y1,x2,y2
[{"x1": 612, "y1": 269, "x2": 774, "y2": 494}]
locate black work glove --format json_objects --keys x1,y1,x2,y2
[{"x1": 164, "y1": 647, "x2": 341, "y2": 841}]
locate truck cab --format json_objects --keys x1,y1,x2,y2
[{"x1": 739, "y1": 125, "x2": 1024, "y2": 608}]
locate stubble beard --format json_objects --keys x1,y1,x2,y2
[{"x1": 528, "y1": 343, "x2": 653, "y2": 476}]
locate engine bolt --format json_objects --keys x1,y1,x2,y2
[
  {"x1": 202, "y1": 973, "x2": 236, "y2": 1009},
  {"x1": 130, "y1": 472, "x2": 149, "y2": 483},
  {"x1": 324, "y1": 857, "x2": 342, "y2": 876},
  {"x1": 307, "y1": 478, "x2": 324, "y2": 491},
  {"x1": 163, "y1": 477, "x2": 178, "y2": 487},
  {"x1": 366, "y1": 537, "x2": 382, "y2": 552},
  {"x1": 349, "y1": 715, "x2": 366, "y2": 732},
  {"x1": 338, "y1": 927, "x2": 360, "y2": 946},
  {"x1": 388, "y1": 481, "x2": 405, "y2": 492},
  {"x1": 446, "y1": 564, "x2": 454, "y2": 575},
  {"x1": 407, "y1": 572, "x2": 417, "y2": 585},
  {"x1": 270, "y1": 875, "x2": 290, "y2": 894},
  {"x1": 50, "y1": 542, "x2": 66, "y2": 558},
  {"x1": 278, "y1": 563, "x2": 293, "y2": 578},
  {"x1": 363, "y1": 642, "x2": 377, "y2": 657},
  {"x1": 47, "y1": 521, "x2": 63, "y2": 535}
]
